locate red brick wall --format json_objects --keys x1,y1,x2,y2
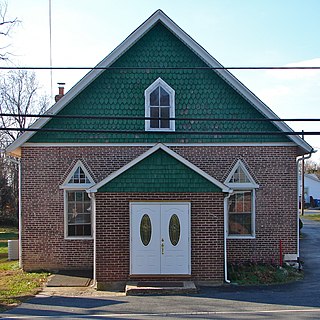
[
  {"x1": 21, "y1": 145, "x2": 298, "y2": 277},
  {"x1": 171, "y1": 146, "x2": 299, "y2": 264},
  {"x1": 20, "y1": 146, "x2": 149, "y2": 271},
  {"x1": 95, "y1": 193, "x2": 225, "y2": 284}
]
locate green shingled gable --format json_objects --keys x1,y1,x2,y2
[
  {"x1": 29, "y1": 22, "x2": 289, "y2": 144},
  {"x1": 98, "y1": 149, "x2": 222, "y2": 193}
]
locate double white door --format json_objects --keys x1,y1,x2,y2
[{"x1": 130, "y1": 203, "x2": 190, "y2": 275}]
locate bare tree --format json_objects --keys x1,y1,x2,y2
[
  {"x1": 0, "y1": 1, "x2": 19, "y2": 61},
  {"x1": 0, "y1": 70, "x2": 49, "y2": 225},
  {"x1": 304, "y1": 159, "x2": 320, "y2": 178},
  {"x1": 0, "y1": 70, "x2": 50, "y2": 147}
]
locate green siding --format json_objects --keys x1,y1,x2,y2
[
  {"x1": 98, "y1": 149, "x2": 222, "y2": 193},
  {"x1": 29, "y1": 22, "x2": 289, "y2": 144}
]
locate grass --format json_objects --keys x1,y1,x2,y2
[
  {"x1": 0, "y1": 227, "x2": 18, "y2": 258},
  {"x1": 302, "y1": 214, "x2": 320, "y2": 222},
  {"x1": 228, "y1": 261, "x2": 303, "y2": 285},
  {"x1": 0, "y1": 227, "x2": 48, "y2": 312}
]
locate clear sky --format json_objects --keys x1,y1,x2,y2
[{"x1": 3, "y1": 0, "x2": 320, "y2": 159}]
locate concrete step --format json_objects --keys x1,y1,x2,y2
[{"x1": 125, "y1": 281, "x2": 197, "y2": 295}]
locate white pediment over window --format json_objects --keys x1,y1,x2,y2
[
  {"x1": 225, "y1": 160, "x2": 259, "y2": 189},
  {"x1": 145, "y1": 77, "x2": 175, "y2": 131},
  {"x1": 61, "y1": 160, "x2": 95, "y2": 189}
]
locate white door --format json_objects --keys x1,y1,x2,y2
[{"x1": 130, "y1": 203, "x2": 190, "y2": 275}]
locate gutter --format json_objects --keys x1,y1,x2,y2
[
  {"x1": 88, "y1": 192, "x2": 96, "y2": 285},
  {"x1": 223, "y1": 192, "x2": 233, "y2": 283}
]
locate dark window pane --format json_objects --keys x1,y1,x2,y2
[
  {"x1": 84, "y1": 225, "x2": 91, "y2": 236},
  {"x1": 83, "y1": 214, "x2": 91, "y2": 223},
  {"x1": 228, "y1": 197, "x2": 235, "y2": 212},
  {"x1": 83, "y1": 192, "x2": 90, "y2": 201},
  {"x1": 76, "y1": 202, "x2": 83, "y2": 214},
  {"x1": 68, "y1": 202, "x2": 76, "y2": 214},
  {"x1": 150, "y1": 88, "x2": 159, "y2": 106},
  {"x1": 68, "y1": 192, "x2": 75, "y2": 201},
  {"x1": 68, "y1": 213, "x2": 75, "y2": 224},
  {"x1": 84, "y1": 202, "x2": 91, "y2": 212},
  {"x1": 150, "y1": 107, "x2": 159, "y2": 128},
  {"x1": 160, "y1": 87, "x2": 170, "y2": 106},
  {"x1": 68, "y1": 225, "x2": 75, "y2": 236},
  {"x1": 73, "y1": 214, "x2": 86, "y2": 223},
  {"x1": 75, "y1": 191, "x2": 83, "y2": 201},
  {"x1": 160, "y1": 107, "x2": 170, "y2": 128},
  {"x1": 229, "y1": 213, "x2": 251, "y2": 235},
  {"x1": 75, "y1": 225, "x2": 84, "y2": 236}
]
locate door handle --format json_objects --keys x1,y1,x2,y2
[{"x1": 161, "y1": 238, "x2": 164, "y2": 255}]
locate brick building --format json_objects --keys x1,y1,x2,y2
[{"x1": 7, "y1": 10, "x2": 313, "y2": 290}]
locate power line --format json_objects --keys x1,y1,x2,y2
[
  {"x1": 1, "y1": 66, "x2": 320, "y2": 70},
  {"x1": 1, "y1": 127, "x2": 319, "y2": 135},
  {"x1": 1, "y1": 113, "x2": 320, "y2": 122}
]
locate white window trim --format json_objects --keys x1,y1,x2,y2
[
  {"x1": 60, "y1": 160, "x2": 95, "y2": 240},
  {"x1": 63, "y1": 188, "x2": 93, "y2": 240},
  {"x1": 144, "y1": 77, "x2": 175, "y2": 132},
  {"x1": 227, "y1": 190, "x2": 256, "y2": 239},
  {"x1": 225, "y1": 159, "x2": 259, "y2": 189},
  {"x1": 225, "y1": 160, "x2": 259, "y2": 239},
  {"x1": 60, "y1": 160, "x2": 95, "y2": 188}
]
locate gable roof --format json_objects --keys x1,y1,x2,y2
[
  {"x1": 87, "y1": 143, "x2": 231, "y2": 193},
  {"x1": 6, "y1": 9, "x2": 313, "y2": 156}
]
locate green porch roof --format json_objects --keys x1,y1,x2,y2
[
  {"x1": 97, "y1": 149, "x2": 223, "y2": 193},
  {"x1": 29, "y1": 22, "x2": 289, "y2": 144}
]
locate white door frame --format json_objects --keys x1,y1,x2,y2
[{"x1": 130, "y1": 202, "x2": 191, "y2": 275}]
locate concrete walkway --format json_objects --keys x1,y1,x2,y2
[{"x1": 1, "y1": 218, "x2": 320, "y2": 319}]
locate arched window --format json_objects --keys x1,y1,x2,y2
[
  {"x1": 145, "y1": 78, "x2": 175, "y2": 131},
  {"x1": 225, "y1": 160, "x2": 259, "y2": 238},
  {"x1": 61, "y1": 161, "x2": 95, "y2": 239}
]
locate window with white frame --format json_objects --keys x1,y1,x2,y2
[
  {"x1": 60, "y1": 161, "x2": 95, "y2": 238},
  {"x1": 228, "y1": 191, "x2": 254, "y2": 235},
  {"x1": 145, "y1": 78, "x2": 175, "y2": 131},
  {"x1": 66, "y1": 190, "x2": 91, "y2": 237},
  {"x1": 225, "y1": 160, "x2": 259, "y2": 238}
]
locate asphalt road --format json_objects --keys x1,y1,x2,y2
[{"x1": 1, "y1": 218, "x2": 320, "y2": 320}]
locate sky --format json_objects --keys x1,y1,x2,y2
[{"x1": 2, "y1": 0, "x2": 320, "y2": 159}]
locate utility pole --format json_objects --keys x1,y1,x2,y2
[
  {"x1": 301, "y1": 156, "x2": 305, "y2": 216},
  {"x1": 301, "y1": 130, "x2": 305, "y2": 216}
]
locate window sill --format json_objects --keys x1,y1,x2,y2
[
  {"x1": 227, "y1": 235, "x2": 255, "y2": 239},
  {"x1": 65, "y1": 236, "x2": 93, "y2": 240},
  {"x1": 145, "y1": 128, "x2": 175, "y2": 132}
]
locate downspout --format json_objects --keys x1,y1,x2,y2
[
  {"x1": 88, "y1": 192, "x2": 96, "y2": 284},
  {"x1": 224, "y1": 192, "x2": 232, "y2": 283},
  {"x1": 18, "y1": 159, "x2": 22, "y2": 268},
  {"x1": 296, "y1": 150, "x2": 313, "y2": 260}
]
